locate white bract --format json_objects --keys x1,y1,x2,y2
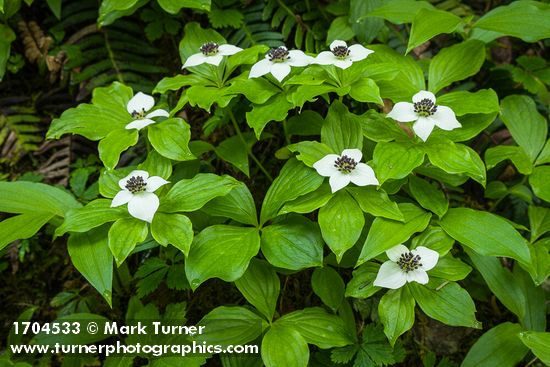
[
  {"x1": 313, "y1": 148, "x2": 379, "y2": 193},
  {"x1": 182, "y1": 42, "x2": 242, "y2": 68},
  {"x1": 111, "y1": 170, "x2": 169, "y2": 223},
  {"x1": 387, "y1": 90, "x2": 461, "y2": 142},
  {"x1": 373, "y1": 244, "x2": 439, "y2": 289},
  {"x1": 125, "y1": 92, "x2": 169, "y2": 130},
  {"x1": 249, "y1": 46, "x2": 312, "y2": 82},
  {"x1": 313, "y1": 40, "x2": 374, "y2": 69}
]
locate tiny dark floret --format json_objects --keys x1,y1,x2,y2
[
  {"x1": 268, "y1": 46, "x2": 290, "y2": 62},
  {"x1": 131, "y1": 108, "x2": 146, "y2": 119},
  {"x1": 413, "y1": 98, "x2": 438, "y2": 117},
  {"x1": 200, "y1": 42, "x2": 219, "y2": 56},
  {"x1": 397, "y1": 252, "x2": 422, "y2": 272},
  {"x1": 334, "y1": 155, "x2": 357, "y2": 174},
  {"x1": 125, "y1": 176, "x2": 147, "y2": 193},
  {"x1": 331, "y1": 45, "x2": 350, "y2": 59}
]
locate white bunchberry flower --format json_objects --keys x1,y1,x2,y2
[
  {"x1": 182, "y1": 42, "x2": 242, "y2": 68},
  {"x1": 313, "y1": 40, "x2": 374, "y2": 69},
  {"x1": 249, "y1": 46, "x2": 313, "y2": 82},
  {"x1": 111, "y1": 170, "x2": 169, "y2": 223},
  {"x1": 313, "y1": 148, "x2": 379, "y2": 193},
  {"x1": 387, "y1": 90, "x2": 461, "y2": 142},
  {"x1": 373, "y1": 244, "x2": 439, "y2": 289},
  {"x1": 125, "y1": 92, "x2": 169, "y2": 130}
]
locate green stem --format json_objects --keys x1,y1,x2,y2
[
  {"x1": 282, "y1": 119, "x2": 291, "y2": 145},
  {"x1": 104, "y1": 31, "x2": 124, "y2": 83},
  {"x1": 228, "y1": 110, "x2": 273, "y2": 181}
]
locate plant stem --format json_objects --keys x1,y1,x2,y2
[{"x1": 228, "y1": 109, "x2": 273, "y2": 181}]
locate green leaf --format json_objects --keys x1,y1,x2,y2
[
  {"x1": 148, "y1": 118, "x2": 194, "y2": 161},
  {"x1": 226, "y1": 74, "x2": 279, "y2": 105},
  {"x1": 366, "y1": 44, "x2": 425, "y2": 100},
  {"x1": 379, "y1": 287, "x2": 415, "y2": 346},
  {"x1": 215, "y1": 134, "x2": 252, "y2": 176},
  {"x1": 278, "y1": 307, "x2": 354, "y2": 348},
  {"x1": 0, "y1": 212, "x2": 54, "y2": 251},
  {"x1": 428, "y1": 40, "x2": 486, "y2": 94},
  {"x1": 319, "y1": 191, "x2": 364, "y2": 261},
  {"x1": 423, "y1": 138, "x2": 486, "y2": 186},
  {"x1": 530, "y1": 166, "x2": 550, "y2": 203},
  {"x1": 187, "y1": 85, "x2": 234, "y2": 111},
  {"x1": 428, "y1": 254, "x2": 472, "y2": 281},
  {"x1": 151, "y1": 213, "x2": 193, "y2": 256},
  {"x1": 261, "y1": 215, "x2": 324, "y2": 270},
  {"x1": 47, "y1": 82, "x2": 133, "y2": 141},
  {"x1": 260, "y1": 159, "x2": 324, "y2": 225},
  {"x1": 196, "y1": 306, "x2": 267, "y2": 346},
  {"x1": 185, "y1": 225, "x2": 260, "y2": 290},
  {"x1": 287, "y1": 141, "x2": 334, "y2": 168},
  {"x1": 407, "y1": 8, "x2": 462, "y2": 54},
  {"x1": 0, "y1": 181, "x2": 80, "y2": 216},
  {"x1": 138, "y1": 151, "x2": 173, "y2": 180},
  {"x1": 0, "y1": 24, "x2": 16, "y2": 81},
  {"x1": 98, "y1": 0, "x2": 147, "y2": 27},
  {"x1": 434, "y1": 112, "x2": 497, "y2": 142},
  {"x1": 108, "y1": 218, "x2": 149, "y2": 266},
  {"x1": 462, "y1": 323, "x2": 528, "y2": 367},
  {"x1": 408, "y1": 176, "x2": 448, "y2": 218},
  {"x1": 473, "y1": 1, "x2": 550, "y2": 42},
  {"x1": 465, "y1": 249, "x2": 545, "y2": 330},
  {"x1": 321, "y1": 100, "x2": 363, "y2": 153},
  {"x1": 536, "y1": 138, "x2": 550, "y2": 166},
  {"x1": 436, "y1": 89, "x2": 499, "y2": 116},
  {"x1": 261, "y1": 324, "x2": 309, "y2": 367},
  {"x1": 409, "y1": 281, "x2": 480, "y2": 328},
  {"x1": 411, "y1": 226, "x2": 455, "y2": 256},
  {"x1": 529, "y1": 206, "x2": 550, "y2": 243},
  {"x1": 348, "y1": 186, "x2": 404, "y2": 221},
  {"x1": 345, "y1": 263, "x2": 381, "y2": 299},
  {"x1": 235, "y1": 259, "x2": 280, "y2": 321},
  {"x1": 67, "y1": 226, "x2": 113, "y2": 306},
  {"x1": 278, "y1": 184, "x2": 333, "y2": 215},
  {"x1": 157, "y1": 0, "x2": 210, "y2": 14},
  {"x1": 160, "y1": 174, "x2": 238, "y2": 213},
  {"x1": 373, "y1": 142, "x2": 424, "y2": 184},
  {"x1": 201, "y1": 182, "x2": 258, "y2": 226},
  {"x1": 98, "y1": 128, "x2": 139, "y2": 170},
  {"x1": 327, "y1": 16, "x2": 355, "y2": 43},
  {"x1": 485, "y1": 146, "x2": 533, "y2": 175},
  {"x1": 46, "y1": 0, "x2": 61, "y2": 18},
  {"x1": 500, "y1": 95, "x2": 547, "y2": 162},
  {"x1": 519, "y1": 331, "x2": 550, "y2": 366},
  {"x1": 311, "y1": 267, "x2": 345, "y2": 310},
  {"x1": 56, "y1": 199, "x2": 128, "y2": 236},
  {"x1": 153, "y1": 74, "x2": 206, "y2": 94},
  {"x1": 439, "y1": 208, "x2": 531, "y2": 265},
  {"x1": 358, "y1": 110, "x2": 408, "y2": 143},
  {"x1": 246, "y1": 93, "x2": 293, "y2": 138},
  {"x1": 365, "y1": 0, "x2": 434, "y2": 24},
  {"x1": 358, "y1": 203, "x2": 431, "y2": 264},
  {"x1": 349, "y1": 78, "x2": 382, "y2": 104}
]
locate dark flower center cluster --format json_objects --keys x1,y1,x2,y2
[
  {"x1": 131, "y1": 108, "x2": 146, "y2": 119},
  {"x1": 268, "y1": 46, "x2": 290, "y2": 62},
  {"x1": 200, "y1": 42, "x2": 219, "y2": 56},
  {"x1": 397, "y1": 252, "x2": 422, "y2": 272},
  {"x1": 331, "y1": 45, "x2": 350, "y2": 59},
  {"x1": 413, "y1": 98, "x2": 438, "y2": 117},
  {"x1": 334, "y1": 155, "x2": 357, "y2": 174},
  {"x1": 125, "y1": 176, "x2": 147, "y2": 194}
]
